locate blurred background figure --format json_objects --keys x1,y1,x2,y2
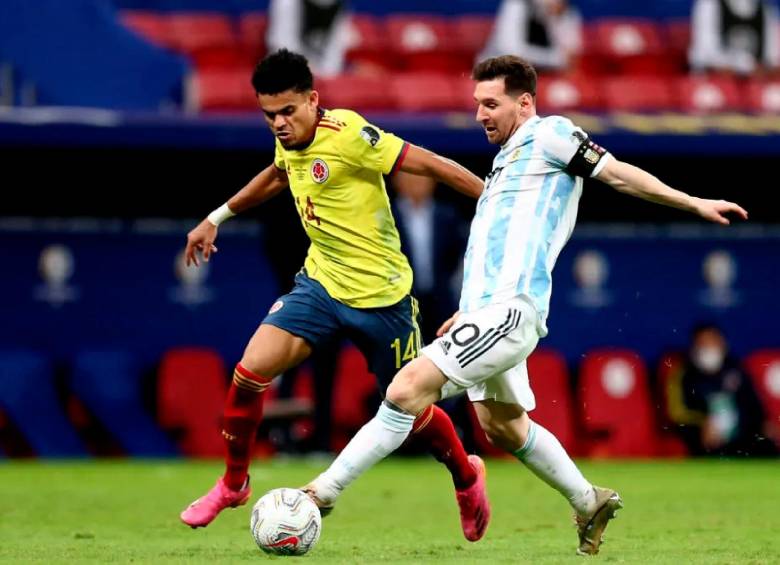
[
  {"x1": 391, "y1": 171, "x2": 473, "y2": 453},
  {"x1": 569, "y1": 249, "x2": 612, "y2": 309},
  {"x1": 689, "y1": 0, "x2": 780, "y2": 75},
  {"x1": 699, "y1": 249, "x2": 740, "y2": 308},
  {"x1": 34, "y1": 244, "x2": 79, "y2": 308},
  {"x1": 479, "y1": 0, "x2": 582, "y2": 72},
  {"x1": 665, "y1": 324, "x2": 777, "y2": 456},
  {"x1": 170, "y1": 249, "x2": 213, "y2": 308},
  {"x1": 391, "y1": 171, "x2": 467, "y2": 344},
  {"x1": 266, "y1": 0, "x2": 351, "y2": 77}
]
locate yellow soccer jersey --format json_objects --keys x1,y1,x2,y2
[{"x1": 273, "y1": 108, "x2": 413, "y2": 308}]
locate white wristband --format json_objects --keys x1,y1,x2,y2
[{"x1": 207, "y1": 203, "x2": 236, "y2": 226}]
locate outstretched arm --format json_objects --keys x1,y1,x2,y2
[
  {"x1": 185, "y1": 164, "x2": 289, "y2": 266},
  {"x1": 399, "y1": 145, "x2": 484, "y2": 199},
  {"x1": 595, "y1": 158, "x2": 748, "y2": 225}
]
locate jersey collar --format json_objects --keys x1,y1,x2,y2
[
  {"x1": 286, "y1": 107, "x2": 326, "y2": 152},
  {"x1": 501, "y1": 114, "x2": 541, "y2": 151}
]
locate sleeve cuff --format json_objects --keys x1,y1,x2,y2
[
  {"x1": 389, "y1": 142, "x2": 410, "y2": 175},
  {"x1": 591, "y1": 152, "x2": 611, "y2": 178}
]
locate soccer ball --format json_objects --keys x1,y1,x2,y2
[{"x1": 250, "y1": 488, "x2": 322, "y2": 556}]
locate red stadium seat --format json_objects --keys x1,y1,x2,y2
[
  {"x1": 386, "y1": 15, "x2": 461, "y2": 72},
  {"x1": 346, "y1": 15, "x2": 396, "y2": 71},
  {"x1": 120, "y1": 11, "x2": 178, "y2": 51},
  {"x1": 168, "y1": 13, "x2": 236, "y2": 52},
  {"x1": 744, "y1": 350, "x2": 780, "y2": 449},
  {"x1": 330, "y1": 345, "x2": 379, "y2": 451},
  {"x1": 391, "y1": 73, "x2": 460, "y2": 112},
  {"x1": 577, "y1": 349, "x2": 660, "y2": 457},
  {"x1": 168, "y1": 13, "x2": 244, "y2": 69},
  {"x1": 676, "y1": 76, "x2": 744, "y2": 113},
  {"x1": 584, "y1": 19, "x2": 678, "y2": 76},
  {"x1": 317, "y1": 74, "x2": 396, "y2": 112},
  {"x1": 745, "y1": 79, "x2": 780, "y2": 113},
  {"x1": 527, "y1": 349, "x2": 577, "y2": 453},
  {"x1": 664, "y1": 19, "x2": 691, "y2": 72},
  {"x1": 451, "y1": 15, "x2": 494, "y2": 63},
  {"x1": 122, "y1": 11, "x2": 246, "y2": 69},
  {"x1": 192, "y1": 67, "x2": 257, "y2": 111},
  {"x1": 238, "y1": 12, "x2": 267, "y2": 63},
  {"x1": 537, "y1": 75, "x2": 603, "y2": 112},
  {"x1": 157, "y1": 348, "x2": 227, "y2": 457},
  {"x1": 452, "y1": 76, "x2": 477, "y2": 111},
  {"x1": 603, "y1": 76, "x2": 677, "y2": 112}
]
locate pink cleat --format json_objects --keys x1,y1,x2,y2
[
  {"x1": 455, "y1": 455, "x2": 491, "y2": 542},
  {"x1": 180, "y1": 477, "x2": 252, "y2": 528}
]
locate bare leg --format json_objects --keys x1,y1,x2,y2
[{"x1": 473, "y1": 399, "x2": 595, "y2": 516}]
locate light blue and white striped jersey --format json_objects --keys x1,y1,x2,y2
[{"x1": 459, "y1": 115, "x2": 611, "y2": 335}]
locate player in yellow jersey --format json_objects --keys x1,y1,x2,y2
[{"x1": 180, "y1": 49, "x2": 491, "y2": 541}]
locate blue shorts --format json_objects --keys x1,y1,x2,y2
[{"x1": 262, "y1": 270, "x2": 422, "y2": 389}]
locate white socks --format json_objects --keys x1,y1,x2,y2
[
  {"x1": 312, "y1": 408, "x2": 597, "y2": 517},
  {"x1": 311, "y1": 402, "x2": 415, "y2": 502},
  {"x1": 514, "y1": 420, "x2": 597, "y2": 517}
]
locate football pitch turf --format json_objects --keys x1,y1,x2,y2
[{"x1": 1, "y1": 458, "x2": 778, "y2": 564}]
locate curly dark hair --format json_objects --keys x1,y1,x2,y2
[
  {"x1": 472, "y1": 55, "x2": 537, "y2": 96},
  {"x1": 251, "y1": 49, "x2": 313, "y2": 95}
]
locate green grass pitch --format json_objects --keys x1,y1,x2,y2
[{"x1": 1, "y1": 458, "x2": 778, "y2": 563}]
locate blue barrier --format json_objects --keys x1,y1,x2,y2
[
  {"x1": 0, "y1": 351, "x2": 88, "y2": 457},
  {"x1": 72, "y1": 350, "x2": 178, "y2": 457},
  {"x1": 2, "y1": 219, "x2": 778, "y2": 369}
]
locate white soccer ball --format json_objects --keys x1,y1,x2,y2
[{"x1": 250, "y1": 488, "x2": 322, "y2": 556}]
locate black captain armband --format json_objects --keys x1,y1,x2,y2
[{"x1": 566, "y1": 136, "x2": 608, "y2": 178}]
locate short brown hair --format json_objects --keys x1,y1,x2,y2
[{"x1": 472, "y1": 55, "x2": 537, "y2": 96}]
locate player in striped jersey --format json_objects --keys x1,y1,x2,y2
[
  {"x1": 306, "y1": 55, "x2": 748, "y2": 555},
  {"x1": 179, "y1": 49, "x2": 490, "y2": 540}
]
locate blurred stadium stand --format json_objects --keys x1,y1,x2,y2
[
  {"x1": 1, "y1": 220, "x2": 778, "y2": 457},
  {"x1": 157, "y1": 347, "x2": 227, "y2": 457},
  {"x1": 1, "y1": 1, "x2": 778, "y2": 459},
  {"x1": 0, "y1": 0, "x2": 188, "y2": 110},
  {"x1": 0, "y1": 0, "x2": 777, "y2": 114}
]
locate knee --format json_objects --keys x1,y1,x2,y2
[
  {"x1": 240, "y1": 345, "x2": 292, "y2": 377},
  {"x1": 238, "y1": 353, "x2": 277, "y2": 378},
  {"x1": 386, "y1": 364, "x2": 427, "y2": 413},
  {"x1": 240, "y1": 325, "x2": 311, "y2": 376},
  {"x1": 480, "y1": 414, "x2": 529, "y2": 453},
  {"x1": 481, "y1": 421, "x2": 520, "y2": 452},
  {"x1": 386, "y1": 374, "x2": 417, "y2": 411}
]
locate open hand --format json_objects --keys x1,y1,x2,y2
[
  {"x1": 693, "y1": 198, "x2": 748, "y2": 225},
  {"x1": 185, "y1": 219, "x2": 219, "y2": 267}
]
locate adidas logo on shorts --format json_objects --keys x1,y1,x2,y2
[{"x1": 439, "y1": 340, "x2": 452, "y2": 355}]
